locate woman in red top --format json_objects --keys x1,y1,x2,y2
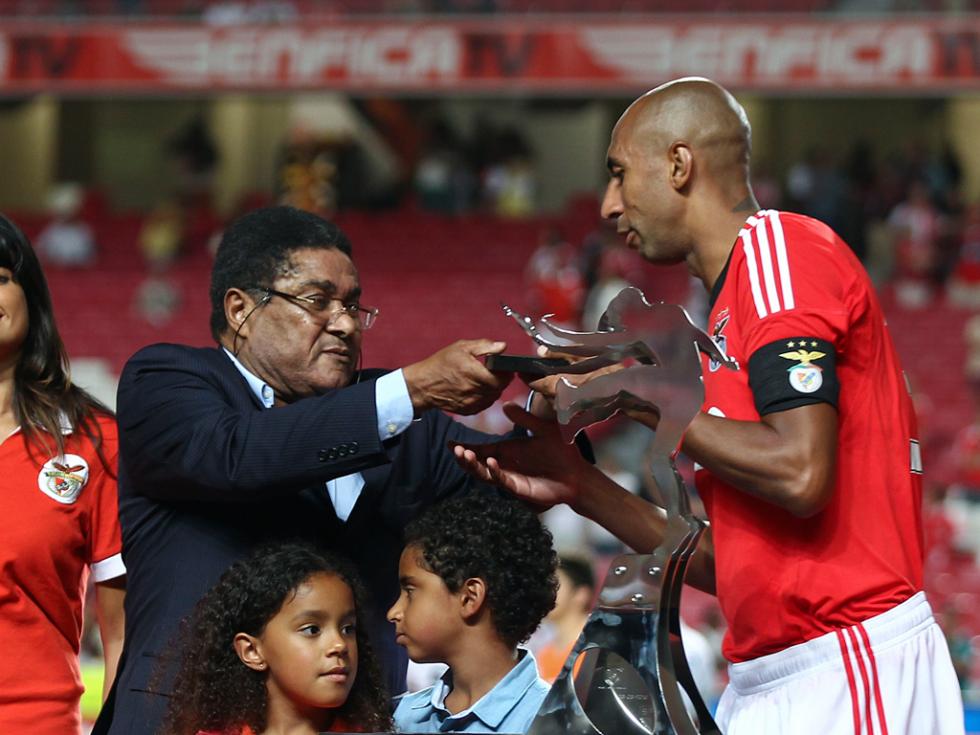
[
  {"x1": 163, "y1": 543, "x2": 390, "y2": 735},
  {"x1": 0, "y1": 214, "x2": 125, "y2": 733}
]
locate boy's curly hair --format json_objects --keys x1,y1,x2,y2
[
  {"x1": 404, "y1": 491, "x2": 558, "y2": 649},
  {"x1": 161, "y1": 543, "x2": 390, "y2": 734}
]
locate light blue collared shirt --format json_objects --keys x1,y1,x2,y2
[
  {"x1": 393, "y1": 649, "x2": 549, "y2": 733},
  {"x1": 222, "y1": 349, "x2": 413, "y2": 521}
]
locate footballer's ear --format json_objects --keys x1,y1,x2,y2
[
  {"x1": 668, "y1": 140, "x2": 693, "y2": 191},
  {"x1": 458, "y1": 577, "x2": 488, "y2": 622},
  {"x1": 233, "y1": 632, "x2": 268, "y2": 672}
]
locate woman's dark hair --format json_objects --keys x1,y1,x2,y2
[
  {"x1": 0, "y1": 214, "x2": 112, "y2": 464},
  {"x1": 208, "y1": 206, "x2": 353, "y2": 342},
  {"x1": 404, "y1": 491, "x2": 558, "y2": 649},
  {"x1": 162, "y1": 543, "x2": 390, "y2": 735}
]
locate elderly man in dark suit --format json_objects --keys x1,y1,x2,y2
[{"x1": 96, "y1": 206, "x2": 522, "y2": 734}]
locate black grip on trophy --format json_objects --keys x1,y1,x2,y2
[{"x1": 484, "y1": 354, "x2": 571, "y2": 376}]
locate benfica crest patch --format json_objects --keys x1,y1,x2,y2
[
  {"x1": 38, "y1": 454, "x2": 89, "y2": 504},
  {"x1": 781, "y1": 343, "x2": 826, "y2": 394},
  {"x1": 709, "y1": 313, "x2": 731, "y2": 373}
]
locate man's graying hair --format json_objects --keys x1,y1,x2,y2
[{"x1": 208, "y1": 206, "x2": 353, "y2": 342}]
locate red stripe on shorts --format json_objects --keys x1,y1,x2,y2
[
  {"x1": 858, "y1": 623, "x2": 890, "y2": 735},
  {"x1": 836, "y1": 628, "x2": 863, "y2": 735},
  {"x1": 846, "y1": 626, "x2": 874, "y2": 734}
]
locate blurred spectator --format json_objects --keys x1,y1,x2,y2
[
  {"x1": 524, "y1": 225, "x2": 584, "y2": 326},
  {"x1": 133, "y1": 273, "x2": 182, "y2": 327},
  {"x1": 951, "y1": 319, "x2": 980, "y2": 494},
  {"x1": 167, "y1": 115, "x2": 219, "y2": 214},
  {"x1": 136, "y1": 116, "x2": 220, "y2": 274},
  {"x1": 483, "y1": 128, "x2": 537, "y2": 218},
  {"x1": 134, "y1": 202, "x2": 184, "y2": 326},
  {"x1": 839, "y1": 140, "x2": 876, "y2": 263},
  {"x1": 277, "y1": 129, "x2": 352, "y2": 217},
  {"x1": 887, "y1": 179, "x2": 945, "y2": 308},
  {"x1": 872, "y1": 151, "x2": 911, "y2": 217},
  {"x1": 923, "y1": 141, "x2": 963, "y2": 207},
  {"x1": 37, "y1": 183, "x2": 97, "y2": 268},
  {"x1": 581, "y1": 244, "x2": 633, "y2": 331},
  {"x1": 465, "y1": 115, "x2": 497, "y2": 184},
  {"x1": 949, "y1": 203, "x2": 980, "y2": 308},
  {"x1": 137, "y1": 202, "x2": 184, "y2": 271},
  {"x1": 926, "y1": 477, "x2": 980, "y2": 699},
  {"x1": 785, "y1": 145, "x2": 843, "y2": 232},
  {"x1": 578, "y1": 219, "x2": 616, "y2": 294},
  {"x1": 413, "y1": 119, "x2": 475, "y2": 215},
  {"x1": 532, "y1": 555, "x2": 595, "y2": 682},
  {"x1": 937, "y1": 604, "x2": 976, "y2": 691}
]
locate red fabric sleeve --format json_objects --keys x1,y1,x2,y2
[{"x1": 736, "y1": 214, "x2": 854, "y2": 362}]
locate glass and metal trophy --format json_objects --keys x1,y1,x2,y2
[{"x1": 502, "y1": 287, "x2": 737, "y2": 735}]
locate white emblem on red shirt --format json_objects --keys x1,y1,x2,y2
[
  {"x1": 37, "y1": 454, "x2": 89, "y2": 504},
  {"x1": 781, "y1": 344, "x2": 825, "y2": 394},
  {"x1": 709, "y1": 313, "x2": 731, "y2": 373},
  {"x1": 789, "y1": 364, "x2": 823, "y2": 393}
]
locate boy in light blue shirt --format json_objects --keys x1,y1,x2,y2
[{"x1": 388, "y1": 491, "x2": 558, "y2": 733}]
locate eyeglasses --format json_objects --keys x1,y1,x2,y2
[{"x1": 258, "y1": 288, "x2": 379, "y2": 330}]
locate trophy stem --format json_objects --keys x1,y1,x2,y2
[
  {"x1": 657, "y1": 465, "x2": 723, "y2": 735},
  {"x1": 663, "y1": 527, "x2": 722, "y2": 734}
]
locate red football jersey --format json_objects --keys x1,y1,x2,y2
[
  {"x1": 696, "y1": 210, "x2": 924, "y2": 663},
  {"x1": 0, "y1": 415, "x2": 123, "y2": 733}
]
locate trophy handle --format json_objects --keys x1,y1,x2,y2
[{"x1": 662, "y1": 518, "x2": 722, "y2": 734}]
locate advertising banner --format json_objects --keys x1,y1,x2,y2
[{"x1": 2, "y1": 17, "x2": 979, "y2": 94}]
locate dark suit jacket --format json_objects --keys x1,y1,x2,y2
[{"x1": 97, "y1": 343, "x2": 502, "y2": 735}]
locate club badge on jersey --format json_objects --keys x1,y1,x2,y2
[
  {"x1": 781, "y1": 342, "x2": 826, "y2": 394},
  {"x1": 709, "y1": 312, "x2": 731, "y2": 373},
  {"x1": 37, "y1": 454, "x2": 89, "y2": 504}
]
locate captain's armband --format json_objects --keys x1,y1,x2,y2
[{"x1": 748, "y1": 337, "x2": 839, "y2": 416}]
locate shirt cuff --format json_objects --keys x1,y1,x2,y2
[
  {"x1": 377, "y1": 369, "x2": 413, "y2": 441},
  {"x1": 91, "y1": 552, "x2": 126, "y2": 582}
]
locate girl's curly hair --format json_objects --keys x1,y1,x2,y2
[{"x1": 161, "y1": 543, "x2": 390, "y2": 734}]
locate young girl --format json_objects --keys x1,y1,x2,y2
[{"x1": 162, "y1": 543, "x2": 391, "y2": 735}]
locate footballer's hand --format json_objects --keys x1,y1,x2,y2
[
  {"x1": 525, "y1": 346, "x2": 628, "y2": 400},
  {"x1": 451, "y1": 403, "x2": 588, "y2": 510},
  {"x1": 525, "y1": 347, "x2": 659, "y2": 430}
]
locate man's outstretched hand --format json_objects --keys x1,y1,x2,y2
[{"x1": 403, "y1": 339, "x2": 513, "y2": 416}]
